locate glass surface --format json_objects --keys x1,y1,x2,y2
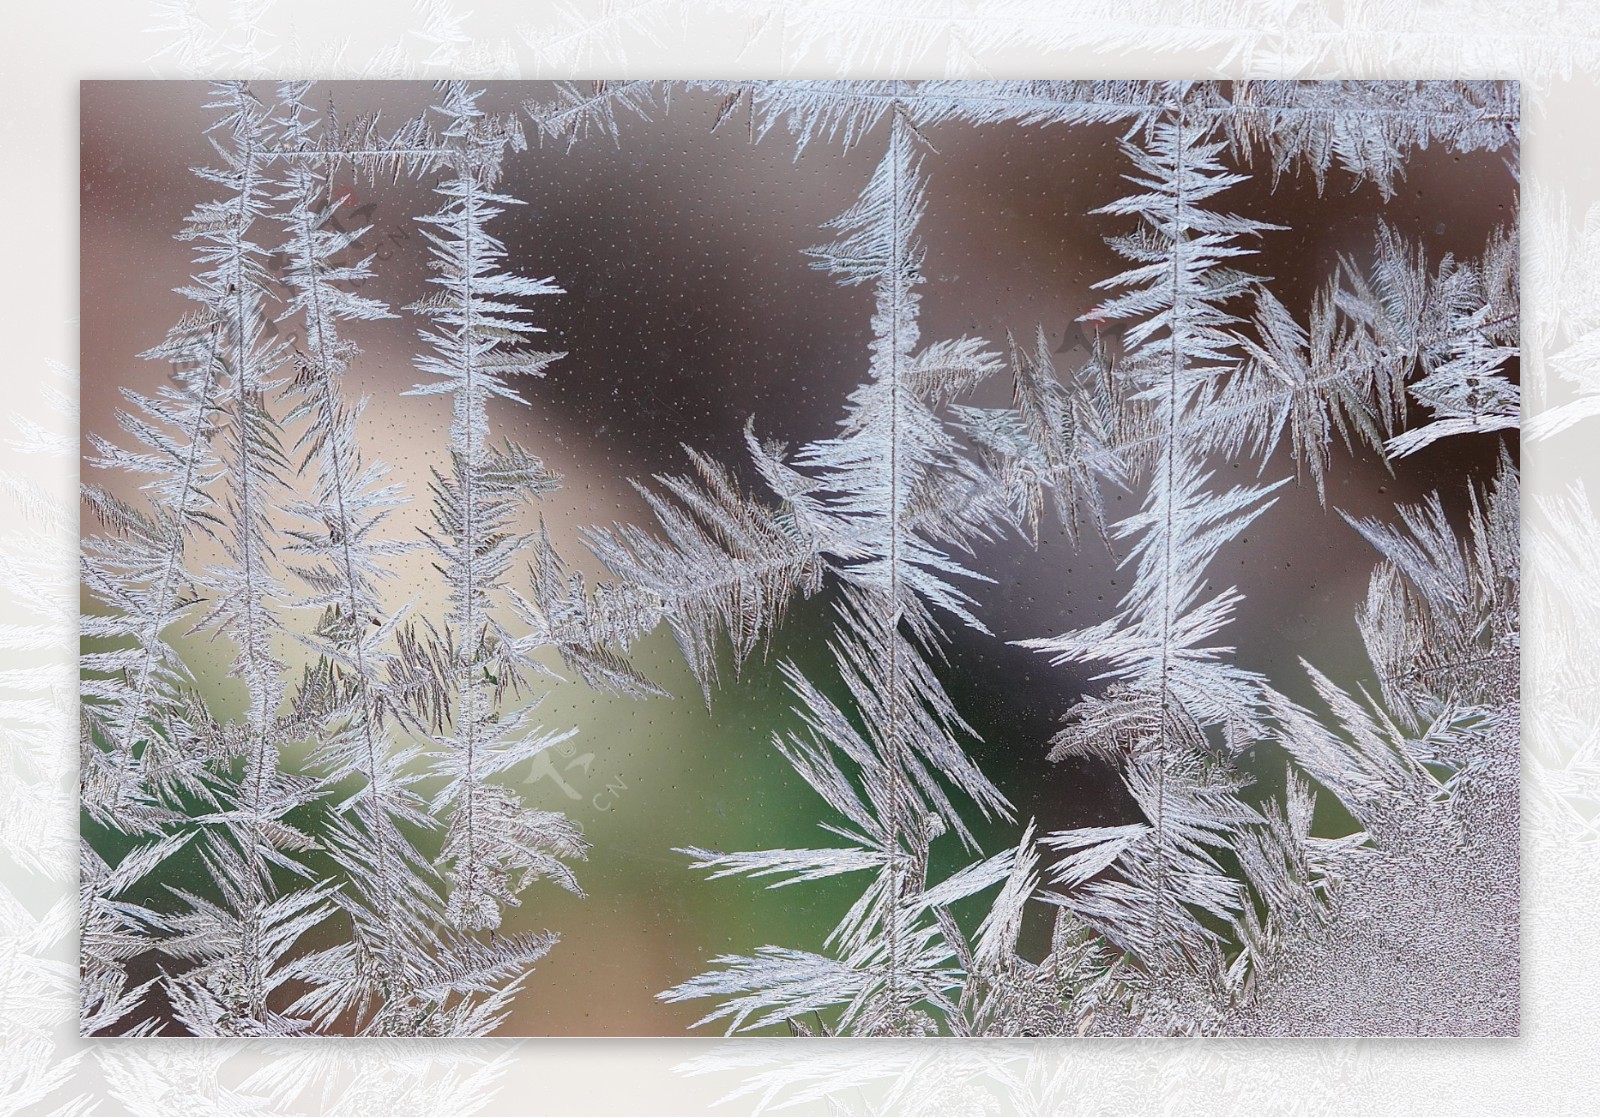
[{"x1": 79, "y1": 80, "x2": 1520, "y2": 1037}]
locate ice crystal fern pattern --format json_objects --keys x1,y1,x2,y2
[{"x1": 81, "y1": 79, "x2": 1519, "y2": 1037}]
